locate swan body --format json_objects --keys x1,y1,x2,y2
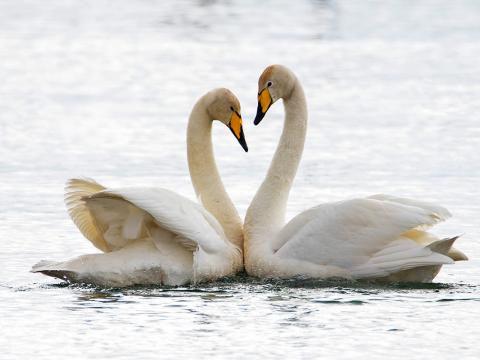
[
  {"x1": 244, "y1": 65, "x2": 467, "y2": 282},
  {"x1": 32, "y1": 88, "x2": 247, "y2": 287}
]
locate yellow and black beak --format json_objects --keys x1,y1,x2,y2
[
  {"x1": 228, "y1": 110, "x2": 248, "y2": 152},
  {"x1": 254, "y1": 87, "x2": 273, "y2": 125}
]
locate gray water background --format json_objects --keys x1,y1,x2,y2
[{"x1": 0, "y1": 0, "x2": 479, "y2": 358}]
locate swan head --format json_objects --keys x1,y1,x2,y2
[
  {"x1": 207, "y1": 88, "x2": 248, "y2": 152},
  {"x1": 254, "y1": 64, "x2": 296, "y2": 125}
]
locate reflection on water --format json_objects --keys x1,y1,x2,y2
[{"x1": 1, "y1": 0, "x2": 480, "y2": 359}]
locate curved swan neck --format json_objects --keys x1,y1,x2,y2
[
  {"x1": 267, "y1": 80, "x2": 307, "y2": 190},
  {"x1": 245, "y1": 79, "x2": 307, "y2": 243},
  {"x1": 186, "y1": 96, "x2": 243, "y2": 249}
]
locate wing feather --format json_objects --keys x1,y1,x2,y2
[
  {"x1": 64, "y1": 178, "x2": 110, "y2": 252},
  {"x1": 275, "y1": 197, "x2": 451, "y2": 271},
  {"x1": 367, "y1": 194, "x2": 451, "y2": 223},
  {"x1": 88, "y1": 187, "x2": 229, "y2": 254},
  {"x1": 66, "y1": 178, "x2": 230, "y2": 255}
]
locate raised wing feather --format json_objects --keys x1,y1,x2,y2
[
  {"x1": 367, "y1": 194, "x2": 451, "y2": 223},
  {"x1": 275, "y1": 197, "x2": 450, "y2": 269},
  {"x1": 88, "y1": 187, "x2": 230, "y2": 255},
  {"x1": 64, "y1": 178, "x2": 109, "y2": 252}
]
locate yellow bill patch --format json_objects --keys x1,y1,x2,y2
[
  {"x1": 229, "y1": 111, "x2": 242, "y2": 139},
  {"x1": 258, "y1": 88, "x2": 272, "y2": 113}
]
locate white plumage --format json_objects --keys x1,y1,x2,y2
[
  {"x1": 244, "y1": 65, "x2": 467, "y2": 282},
  {"x1": 32, "y1": 89, "x2": 246, "y2": 287},
  {"x1": 31, "y1": 179, "x2": 242, "y2": 287}
]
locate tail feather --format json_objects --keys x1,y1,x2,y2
[
  {"x1": 31, "y1": 260, "x2": 78, "y2": 282},
  {"x1": 426, "y1": 236, "x2": 458, "y2": 255},
  {"x1": 426, "y1": 235, "x2": 468, "y2": 261},
  {"x1": 352, "y1": 236, "x2": 459, "y2": 280},
  {"x1": 448, "y1": 247, "x2": 468, "y2": 261},
  {"x1": 31, "y1": 260, "x2": 57, "y2": 272},
  {"x1": 378, "y1": 236, "x2": 464, "y2": 282}
]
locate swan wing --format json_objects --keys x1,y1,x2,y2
[
  {"x1": 366, "y1": 194, "x2": 451, "y2": 223},
  {"x1": 274, "y1": 197, "x2": 453, "y2": 274},
  {"x1": 65, "y1": 179, "x2": 229, "y2": 254},
  {"x1": 65, "y1": 178, "x2": 109, "y2": 251},
  {"x1": 86, "y1": 187, "x2": 230, "y2": 254}
]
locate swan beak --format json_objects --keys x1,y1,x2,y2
[
  {"x1": 229, "y1": 111, "x2": 248, "y2": 152},
  {"x1": 254, "y1": 88, "x2": 272, "y2": 125}
]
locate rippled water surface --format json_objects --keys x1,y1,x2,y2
[{"x1": 1, "y1": 1, "x2": 479, "y2": 359}]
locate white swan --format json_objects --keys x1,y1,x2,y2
[
  {"x1": 32, "y1": 88, "x2": 248, "y2": 287},
  {"x1": 244, "y1": 65, "x2": 467, "y2": 282}
]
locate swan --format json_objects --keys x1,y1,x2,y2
[
  {"x1": 32, "y1": 88, "x2": 248, "y2": 287},
  {"x1": 244, "y1": 64, "x2": 467, "y2": 282}
]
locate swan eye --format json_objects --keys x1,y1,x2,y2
[
  {"x1": 230, "y1": 106, "x2": 234, "y2": 111},
  {"x1": 267, "y1": 81, "x2": 272, "y2": 87}
]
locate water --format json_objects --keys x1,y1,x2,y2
[{"x1": 1, "y1": 0, "x2": 479, "y2": 358}]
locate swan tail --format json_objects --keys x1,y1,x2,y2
[
  {"x1": 425, "y1": 235, "x2": 467, "y2": 261},
  {"x1": 351, "y1": 236, "x2": 460, "y2": 281},
  {"x1": 31, "y1": 259, "x2": 56, "y2": 272},
  {"x1": 447, "y1": 247, "x2": 468, "y2": 261},
  {"x1": 402, "y1": 230, "x2": 467, "y2": 261},
  {"x1": 426, "y1": 236, "x2": 457, "y2": 256},
  {"x1": 30, "y1": 241, "x2": 182, "y2": 287},
  {"x1": 31, "y1": 260, "x2": 79, "y2": 283}
]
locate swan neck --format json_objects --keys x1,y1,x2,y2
[
  {"x1": 245, "y1": 79, "x2": 307, "y2": 246},
  {"x1": 186, "y1": 98, "x2": 243, "y2": 249}
]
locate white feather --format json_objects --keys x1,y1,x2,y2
[
  {"x1": 244, "y1": 65, "x2": 466, "y2": 282},
  {"x1": 32, "y1": 89, "x2": 246, "y2": 286}
]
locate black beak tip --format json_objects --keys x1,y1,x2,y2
[
  {"x1": 239, "y1": 137, "x2": 248, "y2": 152},
  {"x1": 254, "y1": 102, "x2": 266, "y2": 126},
  {"x1": 253, "y1": 112, "x2": 265, "y2": 126},
  {"x1": 233, "y1": 127, "x2": 248, "y2": 153}
]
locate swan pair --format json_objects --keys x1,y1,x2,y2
[{"x1": 32, "y1": 65, "x2": 467, "y2": 286}]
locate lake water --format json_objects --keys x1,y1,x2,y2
[{"x1": 1, "y1": 0, "x2": 479, "y2": 358}]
